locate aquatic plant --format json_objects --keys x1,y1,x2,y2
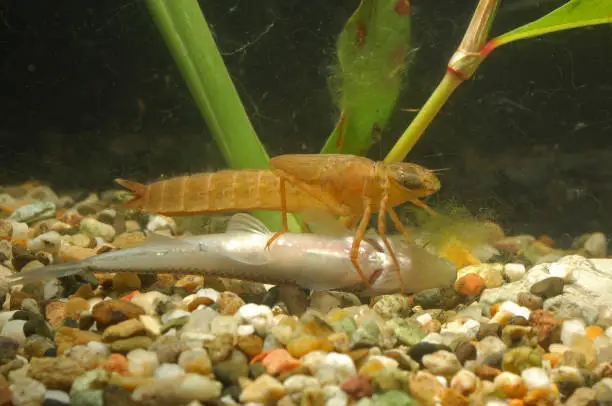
[
  {"x1": 145, "y1": 0, "x2": 612, "y2": 231},
  {"x1": 385, "y1": 0, "x2": 612, "y2": 163}
]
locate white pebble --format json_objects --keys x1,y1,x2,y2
[
  {"x1": 1, "y1": 319, "x2": 27, "y2": 346},
  {"x1": 10, "y1": 222, "x2": 29, "y2": 243},
  {"x1": 421, "y1": 333, "x2": 444, "y2": 345},
  {"x1": 210, "y1": 316, "x2": 238, "y2": 337},
  {"x1": 146, "y1": 215, "x2": 177, "y2": 233},
  {"x1": 44, "y1": 390, "x2": 71, "y2": 404},
  {"x1": 130, "y1": 291, "x2": 169, "y2": 314},
  {"x1": 155, "y1": 363, "x2": 186, "y2": 379},
  {"x1": 561, "y1": 319, "x2": 586, "y2": 346},
  {"x1": 423, "y1": 351, "x2": 462, "y2": 376},
  {"x1": 195, "y1": 288, "x2": 220, "y2": 302},
  {"x1": 451, "y1": 369, "x2": 478, "y2": 394},
  {"x1": 441, "y1": 319, "x2": 480, "y2": 339},
  {"x1": 315, "y1": 353, "x2": 356, "y2": 386},
  {"x1": 235, "y1": 304, "x2": 273, "y2": 335},
  {"x1": 161, "y1": 309, "x2": 191, "y2": 324},
  {"x1": 237, "y1": 324, "x2": 255, "y2": 337},
  {"x1": 496, "y1": 301, "x2": 531, "y2": 320},
  {"x1": 324, "y1": 385, "x2": 348, "y2": 406},
  {"x1": 283, "y1": 375, "x2": 321, "y2": 393},
  {"x1": 139, "y1": 315, "x2": 162, "y2": 336},
  {"x1": 127, "y1": 349, "x2": 159, "y2": 377},
  {"x1": 476, "y1": 336, "x2": 507, "y2": 364},
  {"x1": 86, "y1": 341, "x2": 110, "y2": 357},
  {"x1": 504, "y1": 263, "x2": 526, "y2": 282},
  {"x1": 11, "y1": 378, "x2": 46, "y2": 405},
  {"x1": 521, "y1": 367, "x2": 550, "y2": 390},
  {"x1": 27, "y1": 231, "x2": 61, "y2": 252},
  {"x1": 548, "y1": 263, "x2": 575, "y2": 283},
  {"x1": 416, "y1": 313, "x2": 432, "y2": 325}
]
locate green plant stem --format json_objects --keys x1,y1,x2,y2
[
  {"x1": 384, "y1": 71, "x2": 462, "y2": 164},
  {"x1": 145, "y1": 0, "x2": 301, "y2": 232}
]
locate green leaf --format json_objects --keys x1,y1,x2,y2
[
  {"x1": 490, "y1": 0, "x2": 612, "y2": 50},
  {"x1": 145, "y1": 0, "x2": 301, "y2": 232},
  {"x1": 321, "y1": 0, "x2": 412, "y2": 155}
]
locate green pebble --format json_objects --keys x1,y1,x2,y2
[
  {"x1": 388, "y1": 318, "x2": 426, "y2": 346},
  {"x1": 502, "y1": 345, "x2": 543, "y2": 374},
  {"x1": 350, "y1": 320, "x2": 380, "y2": 349},
  {"x1": 374, "y1": 390, "x2": 419, "y2": 406},
  {"x1": 161, "y1": 315, "x2": 190, "y2": 333},
  {"x1": 70, "y1": 389, "x2": 104, "y2": 406},
  {"x1": 331, "y1": 317, "x2": 357, "y2": 336}
]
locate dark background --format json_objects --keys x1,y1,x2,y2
[{"x1": 1, "y1": 0, "x2": 611, "y2": 241}]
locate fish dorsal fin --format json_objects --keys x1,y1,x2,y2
[
  {"x1": 300, "y1": 208, "x2": 351, "y2": 237},
  {"x1": 226, "y1": 213, "x2": 271, "y2": 236}
]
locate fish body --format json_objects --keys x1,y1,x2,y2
[{"x1": 6, "y1": 214, "x2": 457, "y2": 295}]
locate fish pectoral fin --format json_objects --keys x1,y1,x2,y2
[{"x1": 225, "y1": 213, "x2": 271, "y2": 236}]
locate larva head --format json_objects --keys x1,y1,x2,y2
[{"x1": 386, "y1": 162, "x2": 441, "y2": 197}]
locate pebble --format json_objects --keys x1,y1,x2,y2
[
  {"x1": 79, "y1": 218, "x2": 116, "y2": 242},
  {"x1": 7, "y1": 182, "x2": 612, "y2": 405},
  {"x1": 239, "y1": 374, "x2": 285, "y2": 404}
]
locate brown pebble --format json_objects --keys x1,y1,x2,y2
[
  {"x1": 477, "y1": 323, "x2": 501, "y2": 340},
  {"x1": 593, "y1": 362, "x2": 612, "y2": 380},
  {"x1": 53, "y1": 327, "x2": 102, "y2": 355},
  {"x1": 217, "y1": 291, "x2": 246, "y2": 316},
  {"x1": 64, "y1": 297, "x2": 90, "y2": 320},
  {"x1": 0, "y1": 386, "x2": 11, "y2": 406},
  {"x1": 109, "y1": 336, "x2": 153, "y2": 353},
  {"x1": 102, "y1": 319, "x2": 146, "y2": 342},
  {"x1": 187, "y1": 297, "x2": 214, "y2": 312},
  {"x1": 340, "y1": 374, "x2": 373, "y2": 399},
  {"x1": 516, "y1": 292, "x2": 543, "y2": 310},
  {"x1": 45, "y1": 301, "x2": 67, "y2": 328},
  {"x1": 174, "y1": 275, "x2": 204, "y2": 294},
  {"x1": 454, "y1": 342, "x2": 476, "y2": 364},
  {"x1": 27, "y1": 356, "x2": 86, "y2": 390},
  {"x1": 10, "y1": 290, "x2": 34, "y2": 311},
  {"x1": 112, "y1": 273, "x2": 142, "y2": 292},
  {"x1": 529, "y1": 309, "x2": 560, "y2": 350},
  {"x1": 441, "y1": 387, "x2": 469, "y2": 406},
  {"x1": 237, "y1": 335, "x2": 263, "y2": 359},
  {"x1": 72, "y1": 283, "x2": 95, "y2": 299},
  {"x1": 112, "y1": 232, "x2": 146, "y2": 249},
  {"x1": 474, "y1": 364, "x2": 501, "y2": 381},
  {"x1": 92, "y1": 299, "x2": 145, "y2": 328}
]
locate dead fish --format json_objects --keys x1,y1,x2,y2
[{"x1": 3, "y1": 213, "x2": 457, "y2": 296}]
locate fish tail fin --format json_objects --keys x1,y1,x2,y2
[
  {"x1": 115, "y1": 178, "x2": 147, "y2": 209},
  {"x1": 5, "y1": 262, "x2": 86, "y2": 287}
]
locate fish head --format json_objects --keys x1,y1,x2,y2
[{"x1": 368, "y1": 235, "x2": 458, "y2": 296}]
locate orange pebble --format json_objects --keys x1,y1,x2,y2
[
  {"x1": 251, "y1": 349, "x2": 301, "y2": 375},
  {"x1": 541, "y1": 352, "x2": 561, "y2": 368},
  {"x1": 585, "y1": 325, "x2": 604, "y2": 340},
  {"x1": 101, "y1": 353, "x2": 130, "y2": 376},
  {"x1": 120, "y1": 290, "x2": 141, "y2": 301},
  {"x1": 454, "y1": 273, "x2": 486, "y2": 296},
  {"x1": 490, "y1": 302, "x2": 501, "y2": 316}
]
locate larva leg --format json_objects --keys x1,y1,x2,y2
[
  {"x1": 350, "y1": 201, "x2": 375, "y2": 304},
  {"x1": 265, "y1": 174, "x2": 289, "y2": 250},
  {"x1": 378, "y1": 197, "x2": 406, "y2": 296},
  {"x1": 388, "y1": 207, "x2": 413, "y2": 242}
]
